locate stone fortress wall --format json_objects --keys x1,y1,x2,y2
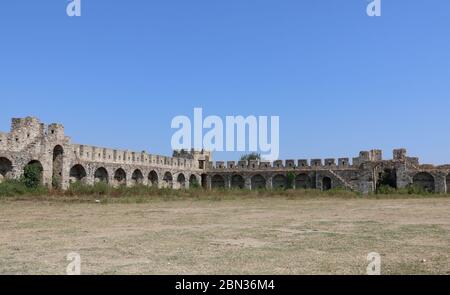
[
  {"x1": 0, "y1": 117, "x2": 210, "y2": 190},
  {"x1": 1, "y1": 117, "x2": 450, "y2": 194}
]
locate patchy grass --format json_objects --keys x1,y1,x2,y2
[
  {"x1": 0, "y1": 180, "x2": 48, "y2": 197},
  {"x1": 0, "y1": 197, "x2": 449, "y2": 275},
  {"x1": 1, "y1": 181, "x2": 449, "y2": 203}
]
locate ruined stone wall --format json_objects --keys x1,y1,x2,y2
[
  {"x1": 0, "y1": 117, "x2": 206, "y2": 190},
  {"x1": 206, "y1": 149, "x2": 450, "y2": 194},
  {"x1": 1, "y1": 117, "x2": 449, "y2": 194}
]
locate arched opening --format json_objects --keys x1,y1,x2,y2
[
  {"x1": 201, "y1": 174, "x2": 208, "y2": 189},
  {"x1": 69, "y1": 164, "x2": 87, "y2": 184},
  {"x1": 189, "y1": 174, "x2": 199, "y2": 188},
  {"x1": 376, "y1": 168, "x2": 397, "y2": 190},
  {"x1": 251, "y1": 174, "x2": 266, "y2": 190},
  {"x1": 272, "y1": 174, "x2": 287, "y2": 190},
  {"x1": 231, "y1": 174, "x2": 245, "y2": 189},
  {"x1": 52, "y1": 145, "x2": 64, "y2": 189},
  {"x1": 26, "y1": 160, "x2": 43, "y2": 171},
  {"x1": 322, "y1": 177, "x2": 332, "y2": 191},
  {"x1": 295, "y1": 173, "x2": 312, "y2": 189},
  {"x1": 114, "y1": 168, "x2": 127, "y2": 186},
  {"x1": 163, "y1": 172, "x2": 173, "y2": 188},
  {"x1": 413, "y1": 172, "x2": 435, "y2": 192},
  {"x1": 131, "y1": 169, "x2": 144, "y2": 185},
  {"x1": 211, "y1": 175, "x2": 225, "y2": 189},
  {"x1": 23, "y1": 160, "x2": 44, "y2": 186},
  {"x1": 0, "y1": 157, "x2": 13, "y2": 183},
  {"x1": 177, "y1": 173, "x2": 186, "y2": 189},
  {"x1": 94, "y1": 167, "x2": 109, "y2": 183},
  {"x1": 447, "y1": 173, "x2": 450, "y2": 194},
  {"x1": 148, "y1": 170, "x2": 158, "y2": 187}
]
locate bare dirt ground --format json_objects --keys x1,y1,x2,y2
[{"x1": 0, "y1": 197, "x2": 449, "y2": 275}]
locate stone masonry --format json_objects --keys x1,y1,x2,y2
[{"x1": 1, "y1": 117, "x2": 449, "y2": 194}]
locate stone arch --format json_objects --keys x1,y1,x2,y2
[
  {"x1": 52, "y1": 145, "x2": 64, "y2": 189},
  {"x1": 114, "y1": 168, "x2": 127, "y2": 186},
  {"x1": 131, "y1": 169, "x2": 144, "y2": 185},
  {"x1": 211, "y1": 174, "x2": 226, "y2": 189},
  {"x1": 272, "y1": 174, "x2": 287, "y2": 190},
  {"x1": 412, "y1": 172, "x2": 435, "y2": 192},
  {"x1": 94, "y1": 167, "x2": 109, "y2": 183},
  {"x1": 251, "y1": 174, "x2": 266, "y2": 190},
  {"x1": 376, "y1": 168, "x2": 397, "y2": 190},
  {"x1": 163, "y1": 172, "x2": 173, "y2": 188},
  {"x1": 69, "y1": 164, "x2": 87, "y2": 184},
  {"x1": 295, "y1": 173, "x2": 312, "y2": 189},
  {"x1": 322, "y1": 177, "x2": 332, "y2": 191},
  {"x1": 0, "y1": 157, "x2": 13, "y2": 182},
  {"x1": 231, "y1": 174, "x2": 245, "y2": 189},
  {"x1": 201, "y1": 174, "x2": 208, "y2": 189},
  {"x1": 177, "y1": 173, "x2": 186, "y2": 189},
  {"x1": 148, "y1": 170, "x2": 158, "y2": 187},
  {"x1": 26, "y1": 160, "x2": 43, "y2": 171}
]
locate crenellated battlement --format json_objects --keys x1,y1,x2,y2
[
  {"x1": 1, "y1": 117, "x2": 450, "y2": 194},
  {"x1": 70, "y1": 144, "x2": 199, "y2": 169},
  {"x1": 1, "y1": 117, "x2": 202, "y2": 169},
  {"x1": 207, "y1": 149, "x2": 418, "y2": 171}
]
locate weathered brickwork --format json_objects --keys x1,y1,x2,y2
[{"x1": 1, "y1": 117, "x2": 449, "y2": 194}]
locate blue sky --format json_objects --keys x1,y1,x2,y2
[{"x1": 0, "y1": 1, "x2": 449, "y2": 163}]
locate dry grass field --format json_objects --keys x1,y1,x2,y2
[{"x1": 0, "y1": 196, "x2": 449, "y2": 275}]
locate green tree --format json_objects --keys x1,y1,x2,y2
[{"x1": 240, "y1": 153, "x2": 261, "y2": 161}]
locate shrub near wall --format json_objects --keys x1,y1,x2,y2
[
  {"x1": 22, "y1": 163, "x2": 43, "y2": 189},
  {"x1": 0, "y1": 180, "x2": 48, "y2": 197}
]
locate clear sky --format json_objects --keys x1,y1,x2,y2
[{"x1": 0, "y1": 1, "x2": 449, "y2": 163}]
